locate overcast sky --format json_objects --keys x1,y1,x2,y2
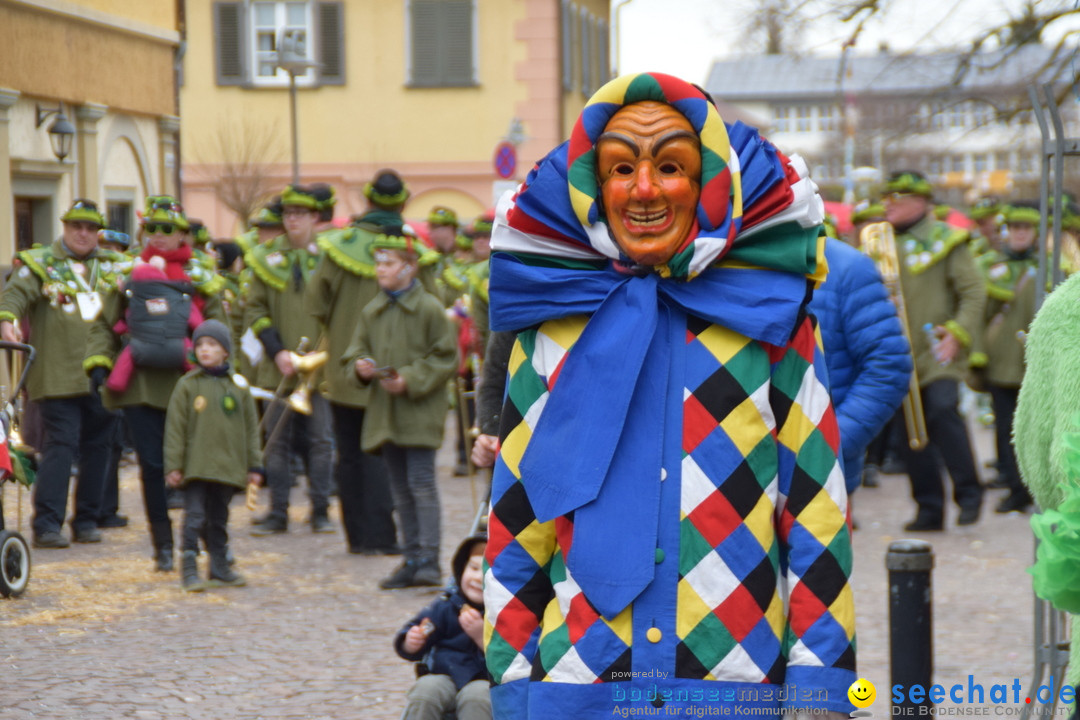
[{"x1": 616, "y1": 0, "x2": 1080, "y2": 83}]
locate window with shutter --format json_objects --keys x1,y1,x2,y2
[
  {"x1": 408, "y1": 0, "x2": 477, "y2": 88},
  {"x1": 214, "y1": 1, "x2": 247, "y2": 86},
  {"x1": 597, "y1": 18, "x2": 609, "y2": 86},
  {"x1": 316, "y1": 2, "x2": 345, "y2": 85}
]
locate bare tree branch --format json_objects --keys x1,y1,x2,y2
[{"x1": 193, "y1": 118, "x2": 286, "y2": 227}]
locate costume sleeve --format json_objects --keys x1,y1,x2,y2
[
  {"x1": 944, "y1": 243, "x2": 985, "y2": 348},
  {"x1": 0, "y1": 265, "x2": 39, "y2": 324},
  {"x1": 477, "y1": 331, "x2": 515, "y2": 436},
  {"x1": 484, "y1": 332, "x2": 557, "y2": 708},
  {"x1": 164, "y1": 377, "x2": 191, "y2": 476},
  {"x1": 392, "y1": 597, "x2": 445, "y2": 662},
  {"x1": 242, "y1": 387, "x2": 263, "y2": 471},
  {"x1": 200, "y1": 289, "x2": 227, "y2": 324},
  {"x1": 398, "y1": 301, "x2": 459, "y2": 400},
  {"x1": 303, "y1": 256, "x2": 335, "y2": 329},
  {"x1": 771, "y1": 315, "x2": 856, "y2": 714},
  {"x1": 242, "y1": 274, "x2": 283, "y2": 357},
  {"x1": 832, "y1": 253, "x2": 912, "y2": 480},
  {"x1": 340, "y1": 309, "x2": 372, "y2": 388},
  {"x1": 1016, "y1": 274, "x2": 1080, "y2": 510}
]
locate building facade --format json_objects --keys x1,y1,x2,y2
[
  {"x1": 181, "y1": 0, "x2": 612, "y2": 235},
  {"x1": 705, "y1": 45, "x2": 1077, "y2": 204},
  {"x1": 0, "y1": 0, "x2": 182, "y2": 261}
]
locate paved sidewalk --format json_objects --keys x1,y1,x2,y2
[{"x1": 1, "y1": 420, "x2": 1046, "y2": 719}]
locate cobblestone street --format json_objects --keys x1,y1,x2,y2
[{"x1": 1, "y1": 419, "x2": 1045, "y2": 719}]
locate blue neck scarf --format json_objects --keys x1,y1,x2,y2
[{"x1": 489, "y1": 253, "x2": 809, "y2": 618}]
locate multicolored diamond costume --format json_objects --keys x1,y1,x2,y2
[{"x1": 483, "y1": 73, "x2": 856, "y2": 719}]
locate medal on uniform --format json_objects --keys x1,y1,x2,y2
[
  {"x1": 75, "y1": 291, "x2": 103, "y2": 322},
  {"x1": 194, "y1": 395, "x2": 207, "y2": 412}
]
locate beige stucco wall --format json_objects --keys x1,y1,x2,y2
[{"x1": 0, "y1": 2, "x2": 178, "y2": 116}]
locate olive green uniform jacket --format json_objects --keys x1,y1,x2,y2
[
  {"x1": 305, "y1": 221, "x2": 440, "y2": 408},
  {"x1": 85, "y1": 259, "x2": 226, "y2": 411},
  {"x1": 0, "y1": 240, "x2": 128, "y2": 402},
  {"x1": 896, "y1": 215, "x2": 985, "y2": 386},
  {"x1": 343, "y1": 282, "x2": 458, "y2": 452},
  {"x1": 164, "y1": 368, "x2": 262, "y2": 489},
  {"x1": 971, "y1": 251, "x2": 1038, "y2": 388},
  {"x1": 243, "y1": 234, "x2": 322, "y2": 391}
]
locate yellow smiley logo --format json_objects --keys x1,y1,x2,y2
[{"x1": 848, "y1": 678, "x2": 876, "y2": 708}]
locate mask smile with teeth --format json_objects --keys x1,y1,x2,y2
[{"x1": 597, "y1": 100, "x2": 702, "y2": 267}]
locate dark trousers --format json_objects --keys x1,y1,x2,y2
[
  {"x1": 263, "y1": 392, "x2": 333, "y2": 520},
  {"x1": 181, "y1": 480, "x2": 234, "y2": 554},
  {"x1": 98, "y1": 411, "x2": 124, "y2": 520},
  {"x1": 124, "y1": 405, "x2": 172, "y2": 548},
  {"x1": 383, "y1": 443, "x2": 440, "y2": 562},
  {"x1": 988, "y1": 385, "x2": 1026, "y2": 496},
  {"x1": 331, "y1": 403, "x2": 397, "y2": 551},
  {"x1": 901, "y1": 379, "x2": 983, "y2": 519},
  {"x1": 32, "y1": 395, "x2": 118, "y2": 536}
]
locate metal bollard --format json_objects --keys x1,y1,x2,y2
[{"x1": 887, "y1": 539, "x2": 934, "y2": 715}]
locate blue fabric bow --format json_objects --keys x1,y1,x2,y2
[{"x1": 489, "y1": 253, "x2": 809, "y2": 618}]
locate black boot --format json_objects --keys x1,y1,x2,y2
[
  {"x1": 150, "y1": 520, "x2": 174, "y2": 572},
  {"x1": 206, "y1": 552, "x2": 246, "y2": 587},
  {"x1": 181, "y1": 550, "x2": 204, "y2": 592}
]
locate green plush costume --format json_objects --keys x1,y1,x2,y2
[{"x1": 1014, "y1": 270, "x2": 1080, "y2": 690}]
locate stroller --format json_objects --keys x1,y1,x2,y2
[{"x1": 0, "y1": 341, "x2": 36, "y2": 598}]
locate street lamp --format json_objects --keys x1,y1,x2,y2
[
  {"x1": 35, "y1": 102, "x2": 76, "y2": 161},
  {"x1": 276, "y1": 29, "x2": 320, "y2": 185}
]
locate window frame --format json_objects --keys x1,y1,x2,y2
[{"x1": 249, "y1": 1, "x2": 317, "y2": 88}]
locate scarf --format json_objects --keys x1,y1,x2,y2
[
  {"x1": 141, "y1": 244, "x2": 193, "y2": 282},
  {"x1": 489, "y1": 72, "x2": 826, "y2": 619}
]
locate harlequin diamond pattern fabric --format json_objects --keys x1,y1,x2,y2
[{"x1": 484, "y1": 312, "x2": 857, "y2": 718}]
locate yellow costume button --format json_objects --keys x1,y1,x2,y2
[
  {"x1": 193, "y1": 395, "x2": 207, "y2": 412},
  {"x1": 654, "y1": 548, "x2": 665, "y2": 564},
  {"x1": 646, "y1": 627, "x2": 662, "y2": 643}
]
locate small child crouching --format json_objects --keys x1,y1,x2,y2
[
  {"x1": 394, "y1": 533, "x2": 491, "y2": 720},
  {"x1": 164, "y1": 320, "x2": 263, "y2": 591},
  {"x1": 345, "y1": 230, "x2": 458, "y2": 589}
]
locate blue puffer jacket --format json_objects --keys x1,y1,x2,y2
[{"x1": 810, "y1": 238, "x2": 912, "y2": 494}]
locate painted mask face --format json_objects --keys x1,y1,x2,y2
[{"x1": 597, "y1": 101, "x2": 701, "y2": 267}]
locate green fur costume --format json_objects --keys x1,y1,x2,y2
[{"x1": 1015, "y1": 270, "x2": 1080, "y2": 689}]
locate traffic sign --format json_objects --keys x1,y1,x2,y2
[{"x1": 494, "y1": 141, "x2": 517, "y2": 179}]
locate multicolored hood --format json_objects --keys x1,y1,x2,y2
[{"x1": 494, "y1": 71, "x2": 826, "y2": 282}]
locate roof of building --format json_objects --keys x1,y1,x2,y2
[{"x1": 705, "y1": 44, "x2": 1060, "y2": 101}]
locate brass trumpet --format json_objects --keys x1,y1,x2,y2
[
  {"x1": 860, "y1": 222, "x2": 929, "y2": 451},
  {"x1": 285, "y1": 349, "x2": 328, "y2": 415}
]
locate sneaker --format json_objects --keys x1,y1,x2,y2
[
  {"x1": 903, "y1": 515, "x2": 944, "y2": 532},
  {"x1": 379, "y1": 559, "x2": 418, "y2": 589},
  {"x1": 251, "y1": 516, "x2": 288, "y2": 536},
  {"x1": 310, "y1": 515, "x2": 335, "y2": 534},
  {"x1": 72, "y1": 526, "x2": 103, "y2": 544},
  {"x1": 33, "y1": 530, "x2": 70, "y2": 549},
  {"x1": 412, "y1": 559, "x2": 443, "y2": 587},
  {"x1": 861, "y1": 465, "x2": 880, "y2": 488},
  {"x1": 957, "y1": 504, "x2": 982, "y2": 526},
  {"x1": 97, "y1": 514, "x2": 129, "y2": 529}
]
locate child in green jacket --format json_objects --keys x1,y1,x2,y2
[
  {"x1": 345, "y1": 232, "x2": 458, "y2": 590},
  {"x1": 165, "y1": 320, "x2": 264, "y2": 592}
]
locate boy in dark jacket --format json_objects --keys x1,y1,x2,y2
[
  {"x1": 393, "y1": 533, "x2": 490, "y2": 720},
  {"x1": 165, "y1": 319, "x2": 263, "y2": 591}
]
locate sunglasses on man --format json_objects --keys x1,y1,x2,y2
[{"x1": 144, "y1": 223, "x2": 178, "y2": 235}]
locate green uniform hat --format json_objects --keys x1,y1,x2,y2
[
  {"x1": 310, "y1": 183, "x2": 336, "y2": 222},
  {"x1": 143, "y1": 195, "x2": 189, "y2": 230},
  {"x1": 281, "y1": 184, "x2": 320, "y2": 210},
  {"x1": 471, "y1": 211, "x2": 495, "y2": 236},
  {"x1": 61, "y1": 199, "x2": 106, "y2": 227},
  {"x1": 371, "y1": 226, "x2": 420, "y2": 255},
  {"x1": 969, "y1": 197, "x2": 1001, "y2": 221},
  {"x1": 1004, "y1": 205, "x2": 1041, "y2": 226},
  {"x1": 251, "y1": 201, "x2": 283, "y2": 228},
  {"x1": 884, "y1": 171, "x2": 934, "y2": 198},
  {"x1": 427, "y1": 206, "x2": 458, "y2": 228},
  {"x1": 850, "y1": 202, "x2": 885, "y2": 225},
  {"x1": 455, "y1": 233, "x2": 474, "y2": 250},
  {"x1": 363, "y1": 170, "x2": 410, "y2": 208},
  {"x1": 188, "y1": 220, "x2": 211, "y2": 246},
  {"x1": 934, "y1": 204, "x2": 951, "y2": 220}
]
